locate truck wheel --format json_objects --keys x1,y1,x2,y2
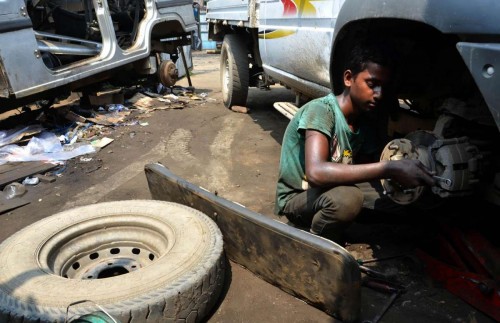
[
  {"x1": 0, "y1": 200, "x2": 225, "y2": 322},
  {"x1": 220, "y1": 34, "x2": 249, "y2": 108}
]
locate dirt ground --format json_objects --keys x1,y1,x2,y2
[{"x1": 0, "y1": 51, "x2": 497, "y2": 323}]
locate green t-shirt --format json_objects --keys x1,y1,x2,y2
[{"x1": 274, "y1": 94, "x2": 366, "y2": 215}]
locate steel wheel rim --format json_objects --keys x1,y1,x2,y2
[{"x1": 37, "y1": 214, "x2": 175, "y2": 280}]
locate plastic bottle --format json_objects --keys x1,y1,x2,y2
[{"x1": 3, "y1": 182, "x2": 26, "y2": 199}]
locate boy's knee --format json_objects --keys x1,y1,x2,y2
[{"x1": 325, "y1": 186, "x2": 364, "y2": 222}]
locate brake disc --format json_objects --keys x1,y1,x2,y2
[
  {"x1": 379, "y1": 134, "x2": 434, "y2": 205},
  {"x1": 158, "y1": 60, "x2": 178, "y2": 87}
]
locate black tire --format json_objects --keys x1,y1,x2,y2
[
  {"x1": 220, "y1": 34, "x2": 249, "y2": 108},
  {"x1": 0, "y1": 200, "x2": 225, "y2": 322}
]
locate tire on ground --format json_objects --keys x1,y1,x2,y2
[
  {"x1": 220, "y1": 34, "x2": 249, "y2": 108},
  {"x1": 0, "y1": 200, "x2": 225, "y2": 322}
]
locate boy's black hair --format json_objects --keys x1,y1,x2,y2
[{"x1": 346, "y1": 40, "x2": 398, "y2": 76}]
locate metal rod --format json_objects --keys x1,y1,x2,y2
[
  {"x1": 357, "y1": 253, "x2": 410, "y2": 265},
  {"x1": 178, "y1": 46, "x2": 192, "y2": 87},
  {"x1": 371, "y1": 291, "x2": 400, "y2": 323},
  {"x1": 359, "y1": 265, "x2": 391, "y2": 280}
]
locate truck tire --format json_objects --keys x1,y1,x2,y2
[
  {"x1": 0, "y1": 200, "x2": 225, "y2": 322},
  {"x1": 220, "y1": 34, "x2": 249, "y2": 108}
]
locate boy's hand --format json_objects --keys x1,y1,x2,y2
[{"x1": 390, "y1": 159, "x2": 435, "y2": 188}]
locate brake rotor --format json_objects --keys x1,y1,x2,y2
[
  {"x1": 380, "y1": 136, "x2": 433, "y2": 205},
  {"x1": 158, "y1": 60, "x2": 178, "y2": 87}
]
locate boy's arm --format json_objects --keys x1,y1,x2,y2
[{"x1": 304, "y1": 130, "x2": 434, "y2": 188}]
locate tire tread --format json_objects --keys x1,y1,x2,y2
[{"x1": 221, "y1": 34, "x2": 249, "y2": 108}]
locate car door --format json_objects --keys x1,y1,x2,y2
[{"x1": 261, "y1": 0, "x2": 343, "y2": 90}]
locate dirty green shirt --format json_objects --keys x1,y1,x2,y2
[{"x1": 274, "y1": 94, "x2": 366, "y2": 215}]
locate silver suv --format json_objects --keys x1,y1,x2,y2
[{"x1": 0, "y1": 0, "x2": 196, "y2": 112}]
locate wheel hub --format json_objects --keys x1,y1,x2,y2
[
  {"x1": 159, "y1": 60, "x2": 178, "y2": 87},
  {"x1": 380, "y1": 137, "x2": 431, "y2": 204},
  {"x1": 63, "y1": 246, "x2": 156, "y2": 279},
  {"x1": 37, "y1": 214, "x2": 174, "y2": 280}
]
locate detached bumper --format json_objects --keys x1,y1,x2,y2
[{"x1": 145, "y1": 163, "x2": 362, "y2": 322}]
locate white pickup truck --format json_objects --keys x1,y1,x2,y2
[
  {"x1": 206, "y1": 0, "x2": 500, "y2": 209},
  {"x1": 0, "y1": 0, "x2": 197, "y2": 112}
]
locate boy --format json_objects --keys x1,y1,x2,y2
[{"x1": 274, "y1": 42, "x2": 435, "y2": 243}]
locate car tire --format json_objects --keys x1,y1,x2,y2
[
  {"x1": 0, "y1": 200, "x2": 225, "y2": 322},
  {"x1": 220, "y1": 34, "x2": 249, "y2": 108}
]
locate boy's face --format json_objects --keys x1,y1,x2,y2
[{"x1": 344, "y1": 62, "x2": 393, "y2": 113}]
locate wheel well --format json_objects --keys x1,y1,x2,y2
[
  {"x1": 151, "y1": 20, "x2": 189, "y2": 40},
  {"x1": 210, "y1": 25, "x2": 264, "y2": 87},
  {"x1": 210, "y1": 25, "x2": 261, "y2": 64},
  {"x1": 331, "y1": 19, "x2": 480, "y2": 116}
]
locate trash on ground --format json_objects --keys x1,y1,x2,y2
[
  {"x1": 22, "y1": 176, "x2": 40, "y2": 186},
  {"x1": 87, "y1": 110, "x2": 130, "y2": 126},
  {"x1": 128, "y1": 93, "x2": 157, "y2": 109},
  {"x1": 45, "y1": 163, "x2": 67, "y2": 177},
  {"x1": 62, "y1": 110, "x2": 86, "y2": 123},
  {"x1": 231, "y1": 105, "x2": 250, "y2": 114},
  {"x1": 107, "y1": 104, "x2": 128, "y2": 112},
  {"x1": 0, "y1": 125, "x2": 45, "y2": 148},
  {"x1": 89, "y1": 87, "x2": 124, "y2": 106},
  {"x1": 0, "y1": 131, "x2": 96, "y2": 165},
  {"x1": 34, "y1": 174, "x2": 56, "y2": 183},
  {"x1": 79, "y1": 157, "x2": 93, "y2": 162},
  {"x1": 0, "y1": 83, "x2": 214, "y2": 183},
  {"x1": 3, "y1": 182, "x2": 26, "y2": 199},
  {"x1": 0, "y1": 161, "x2": 59, "y2": 187},
  {"x1": 91, "y1": 137, "x2": 114, "y2": 149}
]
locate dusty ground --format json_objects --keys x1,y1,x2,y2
[{"x1": 0, "y1": 51, "x2": 497, "y2": 323}]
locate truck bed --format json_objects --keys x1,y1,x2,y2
[{"x1": 206, "y1": 0, "x2": 258, "y2": 28}]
